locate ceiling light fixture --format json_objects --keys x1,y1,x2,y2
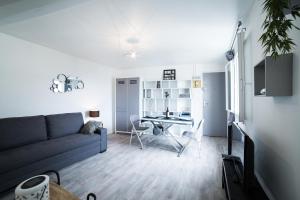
[
  {"x1": 124, "y1": 50, "x2": 137, "y2": 59},
  {"x1": 130, "y1": 51, "x2": 137, "y2": 59}
]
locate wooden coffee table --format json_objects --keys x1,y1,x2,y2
[
  {"x1": 44, "y1": 170, "x2": 96, "y2": 200},
  {"x1": 50, "y1": 182, "x2": 79, "y2": 200}
]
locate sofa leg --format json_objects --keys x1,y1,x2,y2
[
  {"x1": 43, "y1": 170, "x2": 60, "y2": 185},
  {"x1": 100, "y1": 149, "x2": 107, "y2": 153}
]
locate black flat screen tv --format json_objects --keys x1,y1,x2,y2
[{"x1": 228, "y1": 122, "x2": 255, "y2": 192}]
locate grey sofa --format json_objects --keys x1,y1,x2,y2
[{"x1": 0, "y1": 112, "x2": 107, "y2": 193}]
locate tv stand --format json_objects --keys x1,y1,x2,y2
[
  {"x1": 222, "y1": 155, "x2": 247, "y2": 200},
  {"x1": 222, "y1": 155, "x2": 269, "y2": 200}
]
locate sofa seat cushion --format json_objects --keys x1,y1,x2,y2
[
  {"x1": 0, "y1": 115, "x2": 47, "y2": 151},
  {"x1": 0, "y1": 134, "x2": 100, "y2": 174},
  {"x1": 46, "y1": 113, "x2": 84, "y2": 139}
]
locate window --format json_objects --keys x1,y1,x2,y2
[
  {"x1": 225, "y1": 61, "x2": 234, "y2": 112},
  {"x1": 225, "y1": 31, "x2": 245, "y2": 122}
]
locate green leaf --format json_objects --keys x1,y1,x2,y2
[{"x1": 259, "y1": 0, "x2": 300, "y2": 57}]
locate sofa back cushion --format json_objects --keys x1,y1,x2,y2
[
  {"x1": 0, "y1": 115, "x2": 47, "y2": 151},
  {"x1": 46, "y1": 112, "x2": 84, "y2": 139}
]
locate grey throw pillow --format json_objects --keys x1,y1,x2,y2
[{"x1": 80, "y1": 120, "x2": 103, "y2": 135}]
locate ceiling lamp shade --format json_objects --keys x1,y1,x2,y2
[
  {"x1": 130, "y1": 51, "x2": 137, "y2": 59},
  {"x1": 89, "y1": 110, "x2": 100, "y2": 118}
]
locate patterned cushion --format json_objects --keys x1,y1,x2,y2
[{"x1": 80, "y1": 121, "x2": 103, "y2": 135}]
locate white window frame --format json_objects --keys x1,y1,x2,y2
[
  {"x1": 225, "y1": 61, "x2": 235, "y2": 112},
  {"x1": 225, "y1": 31, "x2": 245, "y2": 122}
]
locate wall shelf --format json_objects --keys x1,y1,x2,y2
[
  {"x1": 143, "y1": 80, "x2": 192, "y2": 116},
  {"x1": 254, "y1": 53, "x2": 293, "y2": 96}
]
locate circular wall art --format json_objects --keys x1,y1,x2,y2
[{"x1": 50, "y1": 73, "x2": 84, "y2": 93}]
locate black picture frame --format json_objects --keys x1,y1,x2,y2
[{"x1": 163, "y1": 69, "x2": 176, "y2": 80}]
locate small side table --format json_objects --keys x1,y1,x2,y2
[
  {"x1": 45, "y1": 170, "x2": 96, "y2": 200},
  {"x1": 50, "y1": 182, "x2": 79, "y2": 200}
]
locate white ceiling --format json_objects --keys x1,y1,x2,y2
[{"x1": 0, "y1": 0, "x2": 254, "y2": 69}]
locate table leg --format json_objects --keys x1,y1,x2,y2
[{"x1": 161, "y1": 122, "x2": 185, "y2": 156}]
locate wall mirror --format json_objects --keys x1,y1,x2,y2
[{"x1": 50, "y1": 74, "x2": 84, "y2": 93}]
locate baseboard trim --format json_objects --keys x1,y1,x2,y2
[{"x1": 255, "y1": 171, "x2": 276, "y2": 200}]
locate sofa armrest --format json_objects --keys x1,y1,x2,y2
[{"x1": 95, "y1": 128, "x2": 107, "y2": 153}]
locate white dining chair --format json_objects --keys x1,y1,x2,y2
[
  {"x1": 129, "y1": 115, "x2": 149, "y2": 149},
  {"x1": 180, "y1": 119, "x2": 203, "y2": 156}
]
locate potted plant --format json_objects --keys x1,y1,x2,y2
[{"x1": 259, "y1": 0, "x2": 300, "y2": 58}]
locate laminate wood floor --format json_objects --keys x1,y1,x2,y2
[{"x1": 0, "y1": 133, "x2": 227, "y2": 200}]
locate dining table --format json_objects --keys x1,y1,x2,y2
[{"x1": 141, "y1": 116, "x2": 194, "y2": 156}]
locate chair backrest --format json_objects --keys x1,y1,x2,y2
[
  {"x1": 191, "y1": 119, "x2": 203, "y2": 133},
  {"x1": 193, "y1": 119, "x2": 203, "y2": 140},
  {"x1": 196, "y1": 120, "x2": 203, "y2": 131},
  {"x1": 130, "y1": 115, "x2": 140, "y2": 131},
  {"x1": 189, "y1": 119, "x2": 203, "y2": 138},
  {"x1": 182, "y1": 119, "x2": 203, "y2": 139}
]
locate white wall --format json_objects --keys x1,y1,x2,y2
[
  {"x1": 0, "y1": 33, "x2": 116, "y2": 133},
  {"x1": 243, "y1": 1, "x2": 300, "y2": 199}
]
